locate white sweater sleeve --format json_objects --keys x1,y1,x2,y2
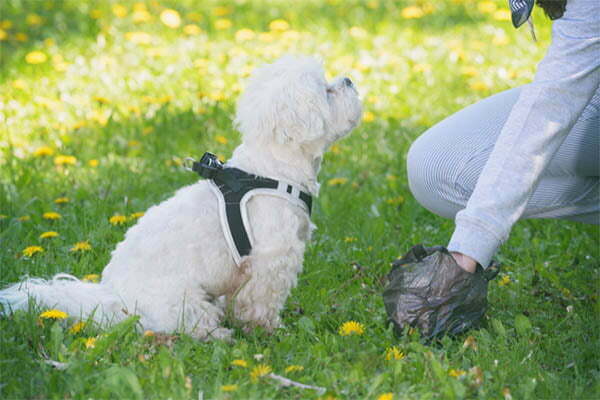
[{"x1": 448, "y1": 0, "x2": 600, "y2": 267}]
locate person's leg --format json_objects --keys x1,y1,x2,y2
[{"x1": 407, "y1": 86, "x2": 599, "y2": 224}]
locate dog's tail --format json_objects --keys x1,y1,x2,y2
[{"x1": 0, "y1": 274, "x2": 125, "y2": 323}]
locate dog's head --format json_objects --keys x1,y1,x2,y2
[{"x1": 234, "y1": 56, "x2": 362, "y2": 148}]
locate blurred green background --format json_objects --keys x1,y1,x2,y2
[{"x1": 1, "y1": 1, "x2": 598, "y2": 399}]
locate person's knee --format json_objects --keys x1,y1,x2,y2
[{"x1": 406, "y1": 132, "x2": 464, "y2": 219}]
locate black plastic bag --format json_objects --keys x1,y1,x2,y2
[{"x1": 383, "y1": 245, "x2": 499, "y2": 340}]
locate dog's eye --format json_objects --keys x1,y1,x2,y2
[{"x1": 326, "y1": 87, "x2": 334, "y2": 94}]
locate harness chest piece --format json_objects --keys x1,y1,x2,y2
[{"x1": 189, "y1": 152, "x2": 312, "y2": 265}]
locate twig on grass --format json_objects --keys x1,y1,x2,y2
[
  {"x1": 268, "y1": 373, "x2": 326, "y2": 395},
  {"x1": 39, "y1": 347, "x2": 68, "y2": 370},
  {"x1": 43, "y1": 359, "x2": 69, "y2": 370}
]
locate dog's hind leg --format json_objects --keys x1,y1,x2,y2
[{"x1": 144, "y1": 289, "x2": 232, "y2": 341}]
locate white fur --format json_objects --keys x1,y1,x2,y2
[{"x1": 0, "y1": 56, "x2": 362, "y2": 340}]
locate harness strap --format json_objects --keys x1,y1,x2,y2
[{"x1": 207, "y1": 167, "x2": 312, "y2": 265}]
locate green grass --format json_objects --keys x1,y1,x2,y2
[{"x1": 1, "y1": 0, "x2": 599, "y2": 399}]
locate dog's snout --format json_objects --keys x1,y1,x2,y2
[{"x1": 343, "y1": 77, "x2": 353, "y2": 87}]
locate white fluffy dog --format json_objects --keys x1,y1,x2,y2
[{"x1": 0, "y1": 56, "x2": 362, "y2": 340}]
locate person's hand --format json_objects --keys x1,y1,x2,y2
[
  {"x1": 450, "y1": 252, "x2": 477, "y2": 273},
  {"x1": 383, "y1": 245, "x2": 497, "y2": 340}
]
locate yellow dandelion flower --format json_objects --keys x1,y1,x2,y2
[
  {"x1": 478, "y1": 1, "x2": 497, "y2": 14},
  {"x1": 448, "y1": 369, "x2": 466, "y2": 378},
  {"x1": 386, "y1": 196, "x2": 405, "y2": 206},
  {"x1": 54, "y1": 155, "x2": 77, "y2": 166},
  {"x1": 143, "y1": 330, "x2": 155, "y2": 337},
  {"x1": 183, "y1": 24, "x2": 202, "y2": 35},
  {"x1": 327, "y1": 177, "x2": 348, "y2": 186},
  {"x1": 129, "y1": 212, "x2": 145, "y2": 220},
  {"x1": 385, "y1": 346, "x2": 405, "y2": 361},
  {"x1": 12, "y1": 79, "x2": 27, "y2": 90},
  {"x1": 258, "y1": 32, "x2": 275, "y2": 42},
  {"x1": 70, "y1": 241, "x2": 91, "y2": 252},
  {"x1": 88, "y1": 159, "x2": 99, "y2": 168},
  {"x1": 112, "y1": 4, "x2": 128, "y2": 18},
  {"x1": 40, "y1": 309, "x2": 68, "y2": 319},
  {"x1": 401, "y1": 6, "x2": 424, "y2": 19},
  {"x1": 109, "y1": 215, "x2": 127, "y2": 226},
  {"x1": 128, "y1": 140, "x2": 140, "y2": 147},
  {"x1": 72, "y1": 121, "x2": 86, "y2": 130},
  {"x1": 498, "y1": 275, "x2": 511, "y2": 286},
  {"x1": 82, "y1": 274, "x2": 100, "y2": 283},
  {"x1": 0, "y1": 28, "x2": 7, "y2": 41},
  {"x1": 329, "y1": 144, "x2": 341, "y2": 154},
  {"x1": 470, "y1": 81, "x2": 489, "y2": 91},
  {"x1": 89, "y1": 9, "x2": 102, "y2": 19},
  {"x1": 344, "y1": 237, "x2": 357, "y2": 243},
  {"x1": 26, "y1": 13, "x2": 43, "y2": 26},
  {"x1": 235, "y1": 28, "x2": 255, "y2": 41},
  {"x1": 54, "y1": 197, "x2": 69, "y2": 204},
  {"x1": 377, "y1": 393, "x2": 394, "y2": 400},
  {"x1": 0, "y1": 20, "x2": 12, "y2": 29},
  {"x1": 284, "y1": 365, "x2": 304, "y2": 373},
  {"x1": 250, "y1": 364, "x2": 272, "y2": 381},
  {"x1": 215, "y1": 135, "x2": 228, "y2": 145},
  {"x1": 160, "y1": 9, "x2": 181, "y2": 28},
  {"x1": 493, "y1": 9, "x2": 511, "y2": 21},
  {"x1": 413, "y1": 63, "x2": 432, "y2": 73},
  {"x1": 463, "y1": 335, "x2": 478, "y2": 351},
  {"x1": 209, "y1": 92, "x2": 226, "y2": 102},
  {"x1": 338, "y1": 321, "x2": 365, "y2": 336},
  {"x1": 33, "y1": 146, "x2": 54, "y2": 157},
  {"x1": 25, "y1": 51, "x2": 47, "y2": 64},
  {"x1": 69, "y1": 321, "x2": 86, "y2": 334},
  {"x1": 214, "y1": 19, "x2": 232, "y2": 30},
  {"x1": 460, "y1": 66, "x2": 479, "y2": 77},
  {"x1": 221, "y1": 384, "x2": 238, "y2": 392},
  {"x1": 125, "y1": 31, "x2": 152, "y2": 45},
  {"x1": 133, "y1": 2, "x2": 147, "y2": 12},
  {"x1": 40, "y1": 231, "x2": 59, "y2": 239},
  {"x1": 15, "y1": 32, "x2": 28, "y2": 42},
  {"x1": 213, "y1": 6, "x2": 232, "y2": 16},
  {"x1": 85, "y1": 337, "x2": 97, "y2": 348},
  {"x1": 187, "y1": 12, "x2": 203, "y2": 22},
  {"x1": 269, "y1": 19, "x2": 290, "y2": 32},
  {"x1": 43, "y1": 212, "x2": 61, "y2": 220},
  {"x1": 23, "y1": 245, "x2": 44, "y2": 257},
  {"x1": 231, "y1": 359, "x2": 248, "y2": 368},
  {"x1": 132, "y1": 10, "x2": 152, "y2": 24},
  {"x1": 363, "y1": 111, "x2": 375, "y2": 122},
  {"x1": 18, "y1": 216, "x2": 31, "y2": 222}
]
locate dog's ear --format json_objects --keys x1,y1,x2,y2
[{"x1": 234, "y1": 56, "x2": 331, "y2": 145}]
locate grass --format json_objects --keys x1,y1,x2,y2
[{"x1": 0, "y1": 0, "x2": 598, "y2": 399}]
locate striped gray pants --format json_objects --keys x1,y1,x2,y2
[{"x1": 407, "y1": 86, "x2": 599, "y2": 224}]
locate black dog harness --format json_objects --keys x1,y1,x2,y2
[{"x1": 188, "y1": 152, "x2": 312, "y2": 265}]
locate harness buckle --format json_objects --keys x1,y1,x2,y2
[{"x1": 188, "y1": 152, "x2": 224, "y2": 179}]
